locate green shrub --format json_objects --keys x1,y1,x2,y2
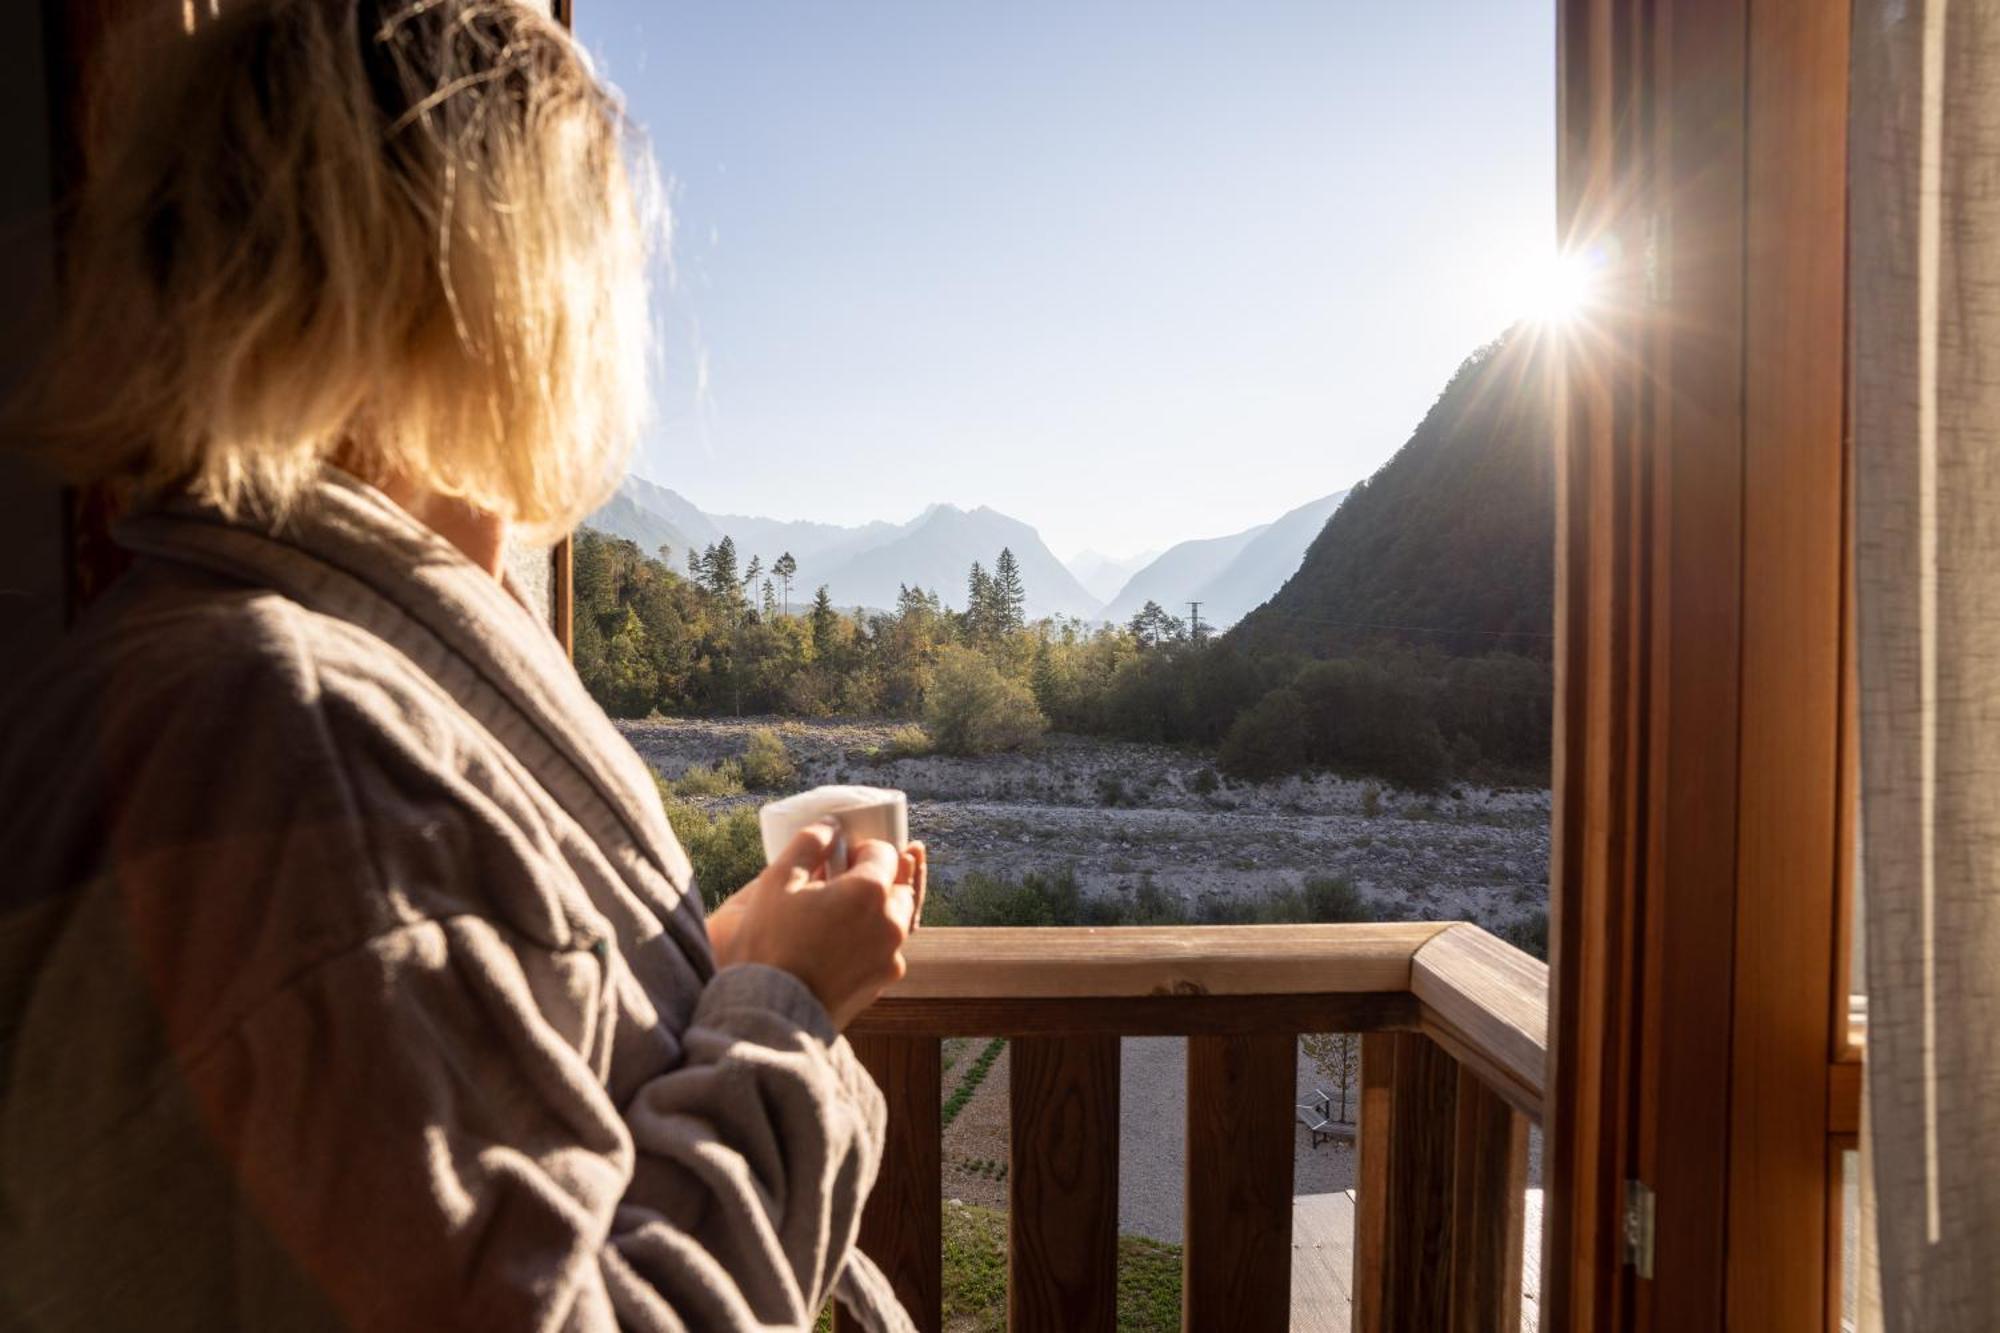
[
  {"x1": 1217, "y1": 688, "x2": 1310, "y2": 780},
  {"x1": 1190, "y1": 766, "x2": 1220, "y2": 796},
  {"x1": 923, "y1": 646, "x2": 1047, "y2": 756},
  {"x1": 1297, "y1": 876, "x2": 1372, "y2": 923},
  {"x1": 655, "y1": 779, "x2": 764, "y2": 910},
  {"x1": 1361, "y1": 783, "x2": 1382, "y2": 817},
  {"x1": 738, "y1": 727, "x2": 797, "y2": 791},
  {"x1": 929, "y1": 868, "x2": 1087, "y2": 927},
  {"x1": 1128, "y1": 879, "x2": 1190, "y2": 925},
  {"x1": 1095, "y1": 774, "x2": 1127, "y2": 807},
  {"x1": 671, "y1": 760, "x2": 745, "y2": 798},
  {"x1": 1291, "y1": 658, "x2": 1451, "y2": 790},
  {"x1": 873, "y1": 723, "x2": 933, "y2": 760}
]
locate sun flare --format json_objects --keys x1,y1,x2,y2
[{"x1": 1519, "y1": 251, "x2": 1602, "y2": 325}]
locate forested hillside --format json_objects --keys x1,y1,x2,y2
[
  {"x1": 572, "y1": 328, "x2": 1558, "y2": 791},
  {"x1": 1231, "y1": 329, "x2": 1554, "y2": 660}
]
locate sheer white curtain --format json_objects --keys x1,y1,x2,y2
[{"x1": 1852, "y1": 1, "x2": 2000, "y2": 1328}]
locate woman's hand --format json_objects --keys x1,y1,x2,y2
[{"x1": 707, "y1": 822, "x2": 927, "y2": 1030}]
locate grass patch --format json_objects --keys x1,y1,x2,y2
[
  {"x1": 671, "y1": 760, "x2": 745, "y2": 798},
  {"x1": 941, "y1": 1037, "x2": 1006, "y2": 1129},
  {"x1": 813, "y1": 1203, "x2": 1181, "y2": 1332},
  {"x1": 937, "y1": 1202, "x2": 1181, "y2": 1332}
]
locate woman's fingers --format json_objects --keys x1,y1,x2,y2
[
  {"x1": 759, "y1": 819, "x2": 841, "y2": 891},
  {"x1": 901, "y1": 842, "x2": 927, "y2": 928},
  {"x1": 829, "y1": 839, "x2": 919, "y2": 933},
  {"x1": 826, "y1": 839, "x2": 898, "y2": 903}
]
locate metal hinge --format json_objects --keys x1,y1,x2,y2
[{"x1": 1623, "y1": 1179, "x2": 1657, "y2": 1279}]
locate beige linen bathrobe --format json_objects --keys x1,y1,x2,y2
[{"x1": 0, "y1": 470, "x2": 909, "y2": 1332}]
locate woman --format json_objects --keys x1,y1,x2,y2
[{"x1": 0, "y1": 2, "x2": 921, "y2": 1329}]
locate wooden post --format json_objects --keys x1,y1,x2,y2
[
  {"x1": 1008, "y1": 1035, "x2": 1119, "y2": 1333},
  {"x1": 1449, "y1": 1066, "x2": 1529, "y2": 1333},
  {"x1": 837, "y1": 1036, "x2": 941, "y2": 1333},
  {"x1": 1356, "y1": 1033, "x2": 1526, "y2": 1332},
  {"x1": 1385, "y1": 1034, "x2": 1460, "y2": 1330},
  {"x1": 1184, "y1": 1033, "x2": 1297, "y2": 1332}
]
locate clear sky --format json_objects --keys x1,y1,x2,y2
[{"x1": 575, "y1": 1, "x2": 1555, "y2": 560}]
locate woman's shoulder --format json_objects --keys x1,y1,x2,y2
[
  {"x1": 4, "y1": 561, "x2": 453, "y2": 778},
  {"x1": 0, "y1": 561, "x2": 580, "y2": 937}
]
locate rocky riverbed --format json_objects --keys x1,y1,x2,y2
[{"x1": 615, "y1": 716, "x2": 1549, "y2": 934}]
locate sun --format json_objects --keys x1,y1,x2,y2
[{"x1": 1520, "y1": 251, "x2": 1603, "y2": 325}]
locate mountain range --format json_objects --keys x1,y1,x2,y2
[
  {"x1": 586, "y1": 479, "x2": 1102, "y2": 619},
  {"x1": 585, "y1": 475, "x2": 1352, "y2": 628}
]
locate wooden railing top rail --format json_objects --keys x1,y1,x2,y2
[
  {"x1": 1411, "y1": 923, "x2": 1550, "y2": 1118},
  {"x1": 849, "y1": 920, "x2": 1550, "y2": 1119},
  {"x1": 879, "y1": 922, "x2": 1451, "y2": 999}
]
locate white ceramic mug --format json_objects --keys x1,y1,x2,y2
[{"x1": 758, "y1": 784, "x2": 909, "y2": 879}]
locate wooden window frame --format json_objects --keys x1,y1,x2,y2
[{"x1": 1550, "y1": 1, "x2": 1861, "y2": 1330}]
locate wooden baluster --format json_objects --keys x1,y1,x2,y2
[
  {"x1": 1352, "y1": 1032, "x2": 1459, "y2": 1332},
  {"x1": 1352, "y1": 1032, "x2": 1398, "y2": 1333},
  {"x1": 837, "y1": 1035, "x2": 942, "y2": 1333},
  {"x1": 1008, "y1": 1035, "x2": 1119, "y2": 1333},
  {"x1": 1184, "y1": 1033, "x2": 1296, "y2": 1332},
  {"x1": 1352, "y1": 1032, "x2": 1530, "y2": 1333},
  {"x1": 1448, "y1": 1065, "x2": 1529, "y2": 1333}
]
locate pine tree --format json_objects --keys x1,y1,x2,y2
[
  {"x1": 1128, "y1": 600, "x2": 1186, "y2": 649},
  {"x1": 965, "y1": 562, "x2": 992, "y2": 641},
  {"x1": 992, "y1": 547, "x2": 1026, "y2": 634},
  {"x1": 773, "y1": 552, "x2": 798, "y2": 614},
  {"x1": 744, "y1": 555, "x2": 763, "y2": 593},
  {"x1": 761, "y1": 578, "x2": 778, "y2": 619},
  {"x1": 810, "y1": 586, "x2": 839, "y2": 659},
  {"x1": 705, "y1": 536, "x2": 740, "y2": 601}
]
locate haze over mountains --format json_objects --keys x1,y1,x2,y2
[
  {"x1": 1066, "y1": 549, "x2": 1157, "y2": 604},
  {"x1": 1099, "y1": 490, "x2": 1350, "y2": 628},
  {"x1": 586, "y1": 478, "x2": 1352, "y2": 628}
]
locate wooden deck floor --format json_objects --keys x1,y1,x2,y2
[{"x1": 1288, "y1": 1189, "x2": 1543, "y2": 1332}]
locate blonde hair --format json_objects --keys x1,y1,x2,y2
[{"x1": 21, "y1": 0, "x2": 656, "y2": 539}]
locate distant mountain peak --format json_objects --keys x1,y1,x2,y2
[
  {"x1": 585, "y1": 484, "x2": 1103, "y2": 619},
  {"x1": 1101, "y1": 489, "x2": 1350, "y2": 629}
]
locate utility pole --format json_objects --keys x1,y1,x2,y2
[{"x1": 1187, "y1": 601, "x2": 1205, "y2": 643}]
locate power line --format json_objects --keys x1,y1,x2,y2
[{"x1": 1240, "y1": 612, "x2": 1552, "y2": 640}]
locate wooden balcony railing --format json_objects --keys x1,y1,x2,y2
[{"x1": 833, "y1": 922, "x2": 1548, "y2": 1333}]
